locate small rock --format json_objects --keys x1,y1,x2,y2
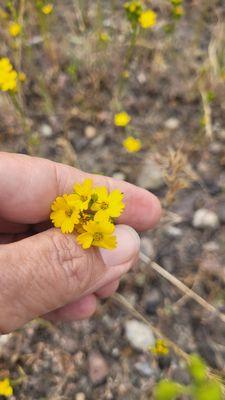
[
  {"x1": 203, "y1": 241, "x2": 219, "y2": 252},
  {"x1": 113, "y1": 171, "x2": 126, "y2": 181},
  {"x1": 75, "y1": 393, "x2": 86, "y2": 400},
  {"x1": 134, "y1": 361, "x2": 154, "y2": 377},
  {"x1": 40, "y1": 123, "x2": 53, "y2": 138},
  {"x1": 193, "y1": 208, "x2": 219, "y2": 229},
  {"x1": 125, "y1": 320, "x2": 155, "y2": 351},
  {"x1": 145, "y1": 289, "x2": 161, "y2": 315},
  {"x1": 137, "y1": 71, "x2": 147, "y2": 84},
  {"x1": 91, "y1": 134, "x2": 105, "y2": 147},
  {"x1": 0, "y1": 334, "x2": 11, "y2": 352},
  {"x1": 140, "y1": 237, "x2": 155, "y2": 259},
  {"x1": 164, "y1": 117, "x2": 180, "y2": 130},
  {"x1": 137, "y1": 156, "x2": 164, "y2": 190},
  {"x1": 164, "y1": 225, "x2": 182, "y2": 238},
  {"x1": 88, "y1": 351, "x2": 109, "y2": 385},
  {"x1": 85, "y1": 125, "x2": 97, "y2": 139},
  {"x1": 111, "y1": 347, "x2": 120, "y2": 358},
  {"x1": 209, "y1": 141, "x2": 223, "y2": 154},
  {"x1": 216, "y1": 129, "x2": 225, "y2": 141}
]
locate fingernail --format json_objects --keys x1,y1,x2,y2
[{"x1": 99, "y1": 225, "x2": 140, "y2": 267}]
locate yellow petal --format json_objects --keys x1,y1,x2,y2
[{"x1": 77, "y1": 232, "x2": 93, "y2": 249}]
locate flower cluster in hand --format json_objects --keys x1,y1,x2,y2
[
  {"x1": 0, "y1": 57, "x2": 17, "y2": 91},
  {"x1": 50, "y1": 179, "x2": 125, "y2": 250},
  {"x1": 0, "y1": 378, "x2": 13, "y2": 398},
  {"x1": 124, "y1": 1, "x2": 157, "y2": 30}
]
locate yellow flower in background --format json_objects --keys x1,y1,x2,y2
[
  {"x1": 50, "y1": 195, "x2": 80, "y2": 234},
  {"x1": 91, "y1": 187, "x2": 125, "y2": 219},
  {"x1": 99, "y1": 32, "x2": 110, "y2": 42},
  {"x1": 173, "y1": 5, "x2": 184, "y2": 17},
  {"x1": 124, "y1": 1, "x2": 141, "y2": 13},
  {"x1": 77, "y1": 216, "x2": 116, "y2": 250},
  {"x1": 122, "y1": 70, "x2": 130, "y2": 79},
  {"x1": 139, "y1": 9, "x2": 157, "y2": 29},
  {"x1": 9, "y1": 22, "x2": 21, "y2": 37},
  {"x1": 151, "y1": 339, "x2": 169, "y2": 356},
  {"x1": 0, "y1": 378, "x2": 13, "y2": 397},
  {"x1": 18, "y1": 72, "x2": 26, "y2": 82},
  {"x1": 123, "y1": 136, "x2": 142, "y2": 153},
  {"x1": 0, "y1": 57, "x2": 17, "y2": 92},
  {"x1": 41, "y1": 4, "x2": 53, "y2": 15},
  {"x1": 114, "y1": 111, "x2": 131, "y2": 127}
]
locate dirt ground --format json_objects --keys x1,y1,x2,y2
[{"x1": 0, "y1": 1, "x2": 225, "y2": 399}]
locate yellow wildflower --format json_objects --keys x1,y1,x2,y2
[
  {"x1": 18, "y1": 72, "x2": 26, "y2": 82},
  {"x1": 50, "y1": 179, "x2": 125, "y2": 250},
  {"x1": 151, "y1": 339, "x2": 169, "y2": 356},
  {"x1": 69, "y1": 178, "x2": 94, "y2": 211},
  {"x1": 173, "y1": 5, "x2": 184, "y2": 17},
  {"x1": 99, "y1": 32, "x2": 110, "y2": 42},
  {"x1": 0, "y1": 57, "x2": 17, "y2": 92},
  {"x1": 9, "y1": 22, "x2": 21, "y2": 37},
  {"x1": 123, "y1": 136, "x2": 142, "y2": 153},
  {"x1": 114, "y1": 111, "x2": 131, "y2": 127},
  {"x1": 91, "y1": 187, "x2": 124, "y2": 219},
  {"x1": 41, "y1": 4, "x2": 53, "y2": 15},
  {"x1": 77, "y1": 215, "x2": 116, "y2": 250},
  {"x1": 139, "y1": 9, "x2": 157, "y2": 29},
  {"x1": 122, "y1": 70, "x2": 130, "y2": 79},
  {"x1": 0, "y1": 378, "x2": 13, "y2": 397},
  {"x1": 50, "y1": 195, "x2": 80, "y2": 234}
]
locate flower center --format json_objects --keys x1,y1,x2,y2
[
  {"x1": 80, "y1": 195, "x2": 88, "y2": 202},
  {"x1": 93, "y1": 232, "x2": 103, "y2": 241},
  {"x1": 65, "y1": 208, "x2": 73, "y2": 217},
  {"x1": 101, "y1": 202, "x2": 109, "y2": 210}
]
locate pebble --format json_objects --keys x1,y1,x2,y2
[
  {"x1": 125, "y1": 320, "x2": 155, "y2": 351},
  {"x1": 0, "y1": 334, "x2": 11, "y2": 354},
  {"x1": 140, "y1": 237, "x2": 155, "y2": 259},
  {"x1": 112, "y1": 171, "x2": 126, "y2": 181},
  {"x1": 192, "y1": 208, "x2": 219, "y2": 229},
  {"x1": 40, "y1": 123, "x2": 53, "y2": 138},
  {"x1": 137, "y1": 156, "x2": 164, "y2": 190},
  {"x1": 134, "y1": 361, "x2": 154, "y2": 377},
  {"x1": 216, "y1": 129, "x2": 225, "y2": 141},
  {"x1": 164, "y1": 225, "x2": 182, "y2": 238},
  {"x1": 85, "y1": 125, "x2": 97, "y2": 139},
  {"x1": 209, "y1": 141, "x2": 223, "y2": 154},
  {"x1": 75, "y1": 393, "x2": 86, "y2": 400},
  {"x1": 145, "y1": 289, "x2": 161, "y2": 315},
  {"x1": 88, "y1": 351, "x2": 109, "y2": 385},
  {"x1": 137, "y1": 71, "x2": 147, "y2": 84},
  {"x1": 164, "y1": 117, "x2": 180, "y2": 130}
]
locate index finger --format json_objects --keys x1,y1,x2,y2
[{"x1": 0, "y1": 152, "x2": 161, "y2": 231}]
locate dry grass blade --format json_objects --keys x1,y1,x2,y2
[
  {"x1": 140, "y1": 252, "x2": 225, "y2": 324},
  {"x1": 112, "y1": 292, "x2": 189, "y2": 362}
]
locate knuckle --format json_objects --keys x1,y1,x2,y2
[{"x1": 47, "y1": 230, "x2": 102, "y2": 299}]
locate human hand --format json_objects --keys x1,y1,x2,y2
[{"x1": 0, "y1": 152, "x2": 161, "y2": 333}]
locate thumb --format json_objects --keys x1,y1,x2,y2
[{"x1": 0, "y1": 225, "x2": 140, "y2": 333}]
